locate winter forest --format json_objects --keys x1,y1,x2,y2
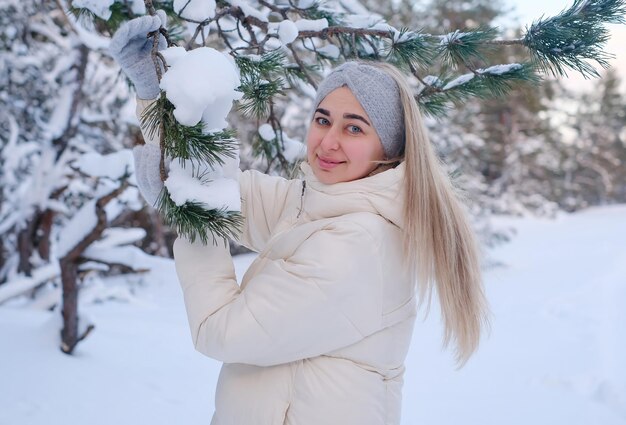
[{"x1": 1, "y1": 0, "x2": 625, "y2": 423}]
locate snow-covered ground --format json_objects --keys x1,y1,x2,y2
[{"x1": 1, "y1": 204, "x2": 625, "y2": 425}]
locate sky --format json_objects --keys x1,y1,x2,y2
[{"x1": 505, "y1": 0, "x2": 626, "y2": 91}]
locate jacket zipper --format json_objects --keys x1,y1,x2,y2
[{"x1": 296, "y1": 180, "x2": 306, "y2": 219}]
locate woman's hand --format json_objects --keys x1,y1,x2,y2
[
  {"x1": 132, "y1": 144, "x2": 166, "y2": 207},
  {"x1": 109, "y1": 11, "x2": 167, "y2": 100}
]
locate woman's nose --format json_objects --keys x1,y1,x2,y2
[{"x1": 319, "y1": 124, "x2": 340, "y2": 151}]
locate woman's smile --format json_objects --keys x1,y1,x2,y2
[{"x1": 317, "y1": 155, "x2": 346, "y2": 170}]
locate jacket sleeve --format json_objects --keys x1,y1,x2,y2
[{"x1": 173, "y1": 221, "x2": 384, "y2": 367}]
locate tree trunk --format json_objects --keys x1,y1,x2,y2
[
  {"x1": 37, "y1": 209, "x2": 54, "y2": 261},
  {"x1": 60, "y1": 257, "x2": 78, "y2": 354},
  {"x1": 58, "y1": 182, "x2": 128, "y2": 354},
  {"x1": 17, "y1": 215, "x2": 39, "y2": 276}
]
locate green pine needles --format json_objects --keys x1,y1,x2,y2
[
  {"x1": 235, "y1": 51, "x2": 288, "y2": 118},
  {"x1": 156, "y1": 189, "x2": 244, "y2": 245},
  {"x1": 141, "y1": 94, "x2": 243, "y2": 245},
  {"x1": 385, "y1": 29, "x2": 435, "y2": 69},
  {"x1": 141, "y1": 95, "x2": 239, "y2": 167},
  {"x1": 438, "y1": 26, "x2": 500, "y2": 69},
  {"x1": 524, "y1": 0, "x2": 626, "y2": 78}
]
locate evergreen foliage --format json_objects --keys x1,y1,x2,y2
[
  {"x1": 524, "y1": 0, "x2": 626, "y2": 78},
  {"x1": 66, "y1": 0, "x2": 625, "y2": 243},
  {"x1": 141, "y1": 94, "x2": 239, "y2": 167},
  {"x1": 140, "y1": 94, "x2": 242, "y2": 244},
  {"x1": 156, "y1": 189, "x2": 244, "y2": 245}
]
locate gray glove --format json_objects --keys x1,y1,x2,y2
[
  {"x1": 132, "y1": 144, "x2": 167, "y2": 207},
  {"x1": 109, "y1": 11, "x2": 167, "y2": 99}
]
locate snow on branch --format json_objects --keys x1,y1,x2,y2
[{"x1": 0, "y1": 263, "x2": 60, "y2": 305}]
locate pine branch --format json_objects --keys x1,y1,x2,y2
[
  {"x1": 438, "y1": 26, "x2": 499, "y2": 69},
  {"x1": 140, "y1": 95, "x2": 239, "y2": 169},
  {"x1": 384, "y1": 29, "x2": 435, "y2": 69},
  {"x1": 153, "y1": 0, "x2": 623, "y2": 124},
  {"x1": 157, "y1": 189, "x2": 243, "y2": 245},
  {"x1": 523, "y1": 0, "x2": 626, "y2": 78},
  {"x1": 416, "y1": 62, "x2": 540, "y2": 118},
  {"x1": 235, "y1": 51, "x2": 288, "y2": 118}
]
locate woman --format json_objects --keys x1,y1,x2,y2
[{"x1": 111, "y1": 14, "x2": 490, "y2": 425}]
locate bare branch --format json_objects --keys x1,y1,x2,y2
[{"x1": 289, "y1": 44, "x2": 317, "y2": 89}]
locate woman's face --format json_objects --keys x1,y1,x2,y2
[{"x1": 306, "y1": 87, "x2": 385, "y2": 184}]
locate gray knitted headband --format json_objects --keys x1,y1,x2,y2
[{"x1": 313, "y1": 61, "x2": 405, "y2": 159}]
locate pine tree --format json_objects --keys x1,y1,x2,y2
[
  {"x1": 563, "y1": 69, "x2": 626, "y2": 208},
  {"x1": 70, "y1": 0, "x2": 625, "y2": 244}
]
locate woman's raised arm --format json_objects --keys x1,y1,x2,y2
[{"x1": 173, "y1": 219, "x2": 384, "y2": 367}]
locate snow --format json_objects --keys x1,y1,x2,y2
[
  {"x1": 83, "y1": 244, "x2": 156, "y2": 271},
  {"x1": 393, "y1": 30, "x2": 417, "y2": 44},
  {"x1": 0, "y1": 114, "x2": 39, "y2": 187},
  {"x1": 277, "y1": 20, "x2": 299, "y2": 45},
  {"x1": 423, "y1": 75, "x2": 442, "y2": 86},
  {"x1": 72, "y1": 0, "x2": 114, "y2": 20},
  {"x1": 257, "y1": 124, "x2": 306, "y2": 162},
  {"x1": 129, "y1": 0, "x2": 146, "y2": 15},
  {"x1": 0, "y1": 263, "x2": 60, "y2": 304},
  {"x1": 223, "y1": 0, "x2": 269, "y2": 22},
  {"x1": 165, "y1": 158, "x2": 241, "y2": 211},
  {"x1": 258, "y1": 123, "x2": 276, "y2": 141},
  {"x1": 440, "y1": 29, "x2": 470, "y2": 45},
  {"x1": 339, "y1": 0, "x2": 370, "y2": 15},
  {"x1": 29, "y1": 22, "x2": 70, "y2": 50},
  {"x1": 342, "y1": 14, "x2": 392, "y2": 32},
  {"x1": 173, "y1": 0, "x2": 216, "y2": 22},
  {"x1": 46, "y1": 85, "x2": 74, "y2": 139},
  {"x1": 94, "y1": 227, "x2": 147, "y2": 248},
  {"x1": 159, "y1": 47, "x2": 242, "y2": 130},
  {"x1": 69, "y1": 13, "x2": 111, "y2": 50},
  {"x1": 478, "y1": 63, "x2": 524, "y2": 75},
  {"x1": 73, "y1": 149, "x2": 134, "y2": 180},
  {"x1": 55, "y1": 185, "x2": 136, "y2": 260},
  {"x1": 294, "y1": 18, "x2": 329, "y2": 32},
  {"x1": 55, "y1": 199, "x2": 99, "y2": 259},
  {"x1": 295, "y1": 0, "x2": 316, "y2": 8},
  {"x1": 2, "y1": 204, "x2": 626, "y2": 424},
  {"x1": 280, "y1": 134, "x2": 306, "y2": 163},
  {"x1": 160, "y1": 46, "x2": 188, "y2": 66},
  {"x1": 317, "y1": 44, "x2": 340, "y2": 59},
  {"x1": 443, "y1": 73, "x2": 474, "y2": 90}
]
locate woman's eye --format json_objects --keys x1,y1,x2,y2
[
  {"x1": 347, "y1": 125, "x2": 362, "y2": 134},
  {"x1": 315, "y1": 117, "x2": 330, "y2": 126}
]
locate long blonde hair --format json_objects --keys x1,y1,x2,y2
[{"x1": 370, "y1": 62, "x2": 492, "y2": 368}]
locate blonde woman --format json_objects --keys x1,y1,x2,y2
[{"x1": 112, "y1": 15, "x2": 491, "y2": 425}]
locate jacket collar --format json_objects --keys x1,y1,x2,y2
[{"x1": 299, "y1": 161, "x2": 406, "y2": 230}]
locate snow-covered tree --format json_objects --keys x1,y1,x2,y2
[
  {"x1": 0, "y1": 0, "x2": 161, "y2": 353},
  {"x1": 558, "y1": 69, "x2": 626, "y2": 209}
]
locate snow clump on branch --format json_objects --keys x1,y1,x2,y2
[
  {"x1": 159, "y1": 46, "x2": 242, "y2": 131},
  {"x1": 165, "y1": 156, "x2": 241, "y2": 212},
  {"x1": 72, "y1": 0, "x2": 115, "y2": 20},
  {"x1": 173, "y1": 0, "x2": 216, "y2": 22}
]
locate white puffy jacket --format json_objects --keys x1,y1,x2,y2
[{"x1": 137, "y1": 99, "x2": 418, "y2": 425}]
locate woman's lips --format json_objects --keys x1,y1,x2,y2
[{"x1": 317, "y1": 155, "x2": 345, "y2": 170}]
